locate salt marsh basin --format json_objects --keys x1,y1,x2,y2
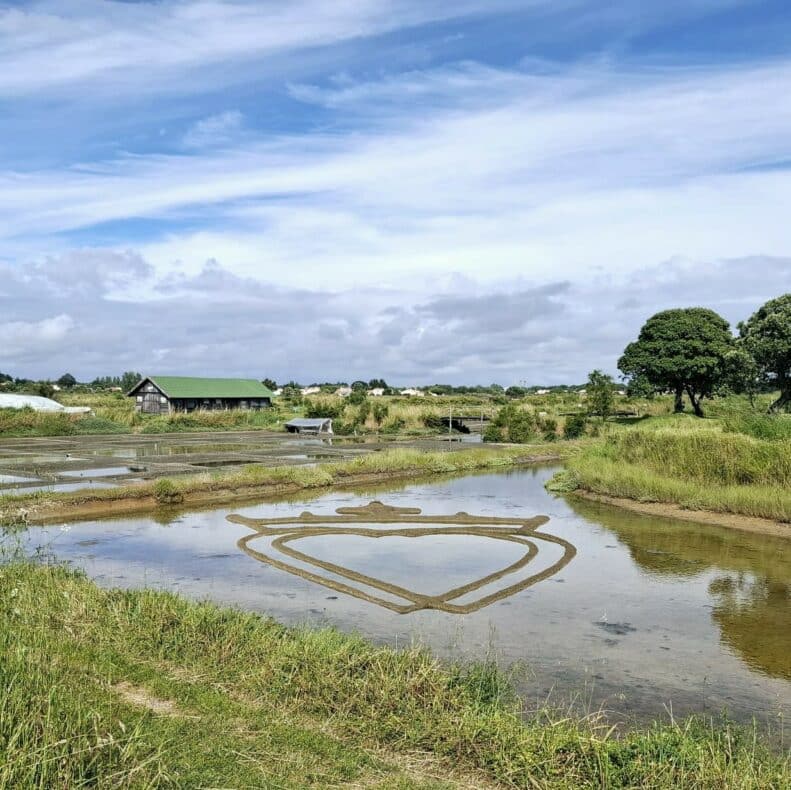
[{"x1": 18, "y1": 466, "x2": 791, "y2": 731}]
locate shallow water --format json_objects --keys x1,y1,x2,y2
[
  {"x1": 16, "y1": 467, "x2": 791, "y2": 729},
  {"x1": 59, "y1": 466, "x2": 137, "y2": 478}
]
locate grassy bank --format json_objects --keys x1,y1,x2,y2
[
  {"x1": 0, "y1": 446, "x2": 560, "y2": 526},
  {"x1": 2, "y1": 561, "x2": 787, "y2": 789},
  {"x1": 551, "y1": 430, "x2": 791, "y2": 523}
]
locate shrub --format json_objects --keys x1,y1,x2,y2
[
  {"x1": 539, "y1": 416, "x2": 558, "y2": 441},
  {"x1": 485, "y1": 404, "x2": 536, "y2": 443},
  {"x1": 153, "y1": 479, "x2": 183, "y2": 505},
  {"x1": 372, "y1": 403, "x2": 389, "y2": 425},
  {"x1": 356, "y1": 400, "x2": 371, "y2": 424},
  {"x1": 563, "y1": 412, "x2": 588, "y2": 439},
  {"x1": 305, "y1": 399, "x2": 344, "y2": 419},
  {"x1": 483, "y1": 423, "x2": 504, "y2": 442},
  {"x1": 381, "y1": 417, "x2": 406, "y2": 435}
]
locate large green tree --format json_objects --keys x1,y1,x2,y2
[
  {"x1": 618, "y1": 308, "x2": 733, "y2": 417},
  {"x1": 738, "y1": 294, "x2": 791, "y2": 412}
]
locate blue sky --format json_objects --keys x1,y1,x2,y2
[{"x1": 1, "y1": 0, "x2": 790, "y2": 383}]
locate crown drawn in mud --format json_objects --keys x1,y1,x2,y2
[{"x1": 226, "y1": 500, "x2": 574, "y2": 614}]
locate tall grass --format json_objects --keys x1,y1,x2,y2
[
  {"x1": 2, "y1": 561, "x2": 788, "y2": 788},
  {"x1": 722, "y1": 412, "x2": 791, "y2": 441},
  {"x1": 559, "y1": 430, "x2": 791, "y2": 522},
  {"x1": 610, "y1": 430, "x2": 791, "y2": 487}
]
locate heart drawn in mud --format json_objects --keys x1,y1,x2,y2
[{"x1": 227, "y1": 501, "x2": 576, "y2": 614}]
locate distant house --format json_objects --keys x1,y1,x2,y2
[
  {"x1": 400, "y1": 388, "x2": 425, "y2": 397},
  {"x1": 335, "y1": 386, "x2": 352, "y2": 397},
  {"x1": 127, "y1": 376, "x2": 273, "y2": 414},
  {"x1": 300, "y1": 386, "x2": 321, "y2": 396},
  {"x1": 285, "y1": 417, "x2": 333, "y2": 435},
  {"x1": 367, "y1": 387, "x2": 385, "y2": 397}
]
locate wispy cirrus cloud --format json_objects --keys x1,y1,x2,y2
[
  {"x1": 3, "y1": 57, "x2": 791, "y2": 290},
  {"x1": 0, "y1": 0, "x2": 534, "y2": 98}
]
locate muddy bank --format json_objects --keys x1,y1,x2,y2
[
  {"x1": 573, "y1": 489, "x2": 791, "y2": 539},
  {"x1": 2, "y1": 451, "x2": 562, "y2": 525}
]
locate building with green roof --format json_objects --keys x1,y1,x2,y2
[{"x1": 127, "y1": 376, "x2": 274, "y2": 414}]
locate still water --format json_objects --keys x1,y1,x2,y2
[{"x1": 18, "y1": 467, "x2": 791, "y2": 729}]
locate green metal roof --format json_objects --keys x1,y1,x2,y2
[{"x1": 133, "y1": 376, "x2": 274, "y2": 399}]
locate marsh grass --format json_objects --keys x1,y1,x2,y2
[
  {"x1": 1, "y1": 561, "x2": 788, "y2": 788},
  {"x1": 722, "y1": 412, "x2": 791, "y2": 441},
  {"x1": 0, "y1": 446, "x2": 557, "y2": 526},
  {"x1": 557, "y1": 430, "x2": 791, "y2": 521}
]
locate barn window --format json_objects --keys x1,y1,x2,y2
[
  {"x1": 136, "y1": 395, "x2": 143, "y2": 402},
  {"x1": 160, "y1": 396, "x2": 167, "y2": 404}
]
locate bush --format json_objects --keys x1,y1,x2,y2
[
  {"x1": 153, "y1": 479, "x2": 184, "y2": 505},
  {"x1": 563, "y1": 412, "x2": 588, "y2": 439},
  {"x1": 483, "y1": 423, "x2": 504, "y2": 442},
  {"x1": 485, "y1": 404, "x2": 536, "y2": 443},
  {"x1": 305, "y1": 399, "x2": 344, "y2": 419},
  {"x1": 372, "y1": 403, "x2": 389, "y2": 425},
  {"x1": 356, "y1": 400, "x2": 371, "y2": 424},
  {"x1": 347, "y1": 390, "x2": 367, "y2": 406},
  {"x1": 381, "y1": 417, "x2": 406, "y2": 435},
  {"x1": 539, "y1": 416, "x2": 558, "y2": 441}
]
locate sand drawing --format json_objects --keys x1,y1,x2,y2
[{"x1": 227, "y1": 501, "x2": 576, "y2": 614}]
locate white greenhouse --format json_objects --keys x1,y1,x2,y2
[{"x1": 0, "y1": 394, "x2": 91, "y2": 414}]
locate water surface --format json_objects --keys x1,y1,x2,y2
[{"x1": 16, "y1": 467, "x2": 790, "y2": 729}]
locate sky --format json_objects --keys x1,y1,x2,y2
[{"x1": 2, "y1": 0, "x2": 791, "y2": 385}]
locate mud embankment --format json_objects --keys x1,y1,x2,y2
[
  {"x1": 572, "y1": 489, "x2": 791, "y2": 539},
  {"x1": 2, "y1": 452, "x2": 562, "y2": 525}
]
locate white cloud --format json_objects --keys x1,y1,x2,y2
[
  {"x1": 182, "y1": 111, "x2": 245, "y2": 149},
  {"x1": 1, "y1": 251, "x2": 788, "y2": 382},
  {"x1": 0, "y1": 314, "x2": 75, "y2": 356}
]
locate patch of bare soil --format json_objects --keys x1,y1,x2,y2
[
  {"x1": 575, "y1": 490, "x2": 791, "y2": 539},
  {"x1": 113, "y1": 681, "x2": 183, "y2": 717}
]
